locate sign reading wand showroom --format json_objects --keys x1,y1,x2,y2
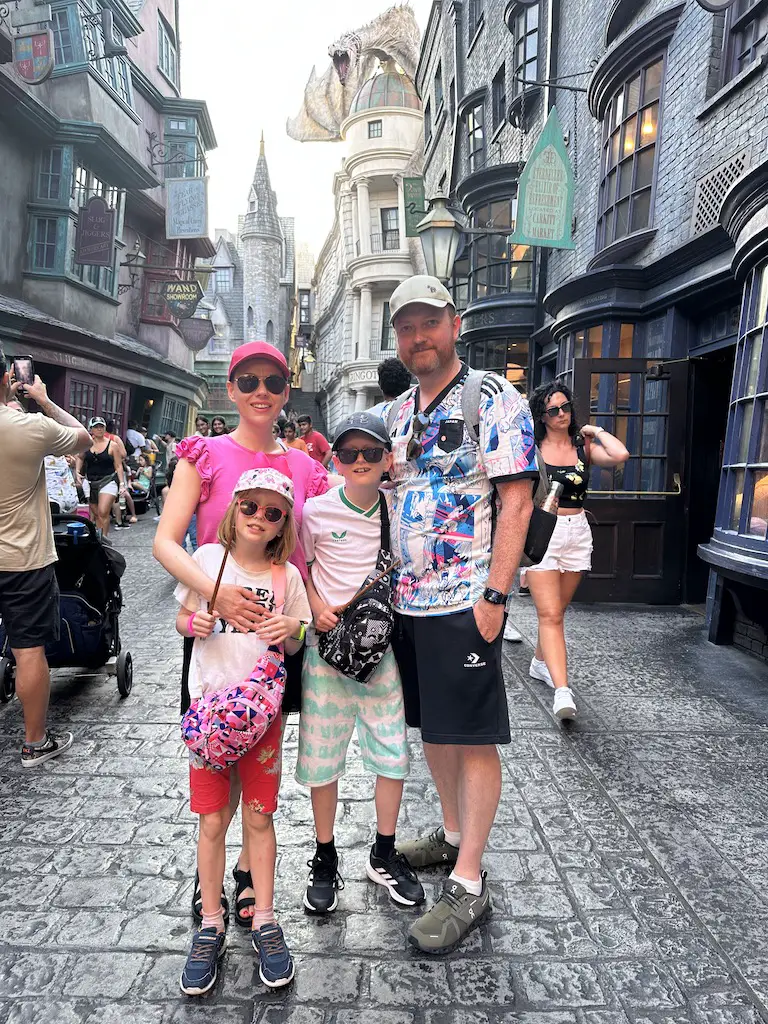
[
  {"x1": 509, "y1": 107, "x2": 575, "y2": 251},
  {"x1": 163, "y1": 280, "x2": 204, "y2": 319}
]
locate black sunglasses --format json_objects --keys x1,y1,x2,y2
[
  {"x1": 235, "y1": 374, "x2": 286, "y2": 396},
  {"x1": 335, "y1": 446, "x2": 387, "y2": 465},
  {"x1": 545, "y1": 400, "x2": 572, "y2": 419},
  {"x1": 406, "y1": 410, "x2": 431, "y2": 461},
  {"x1": 237, "y1": 499, "x2": 286, "y2": 523}
]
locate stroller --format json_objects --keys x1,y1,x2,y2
[{"x1": 0, "y1": 515, "x2": 133, "y2": 703}]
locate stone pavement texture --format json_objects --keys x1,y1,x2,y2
[{"x1": 1, "y1": 520, "x2": 768, "y2": 1024}]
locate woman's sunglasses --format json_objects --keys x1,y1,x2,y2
[
  {"x1": 237, "y1": 500, "x2": 286, "y2": 523},
  {"x1": 234, "y1": 374, "x2": 286, "y2": 396},
  {"x1": 335, "y1": 446, "x2": 387, "y2": 465},
  {"x1": 406, "y1": 410, "x2": 431, "y2": 460},
  {"x1": 544, "y1": 401, "x2": 572, "y2": 419}
]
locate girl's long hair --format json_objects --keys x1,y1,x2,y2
[
  {"x1": 217, "y1": 488, "x2": 297, "y2": 565},
  {"x1": 529, "y1": 380, "x2": 582, "y2": 446}
]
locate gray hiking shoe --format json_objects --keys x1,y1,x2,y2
[
  {"x1": 396, "y1": 826, "x2": 459, "y2": 869},
  {"x1": 408, "y1": 874, "x2": 491, "y2": 954}
]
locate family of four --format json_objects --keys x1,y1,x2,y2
[{"x1": 154, "y1": 274, "x2": 538, "y2": 996}]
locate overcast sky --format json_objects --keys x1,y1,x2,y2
[{"x1": 178, "y1": 0, "x2": 432, "y2": 259}]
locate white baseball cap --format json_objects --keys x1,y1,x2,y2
[{"x1": 389, "y1": 275, "x2": 455, "y2": 324}]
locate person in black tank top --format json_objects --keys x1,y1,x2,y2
[
  {"x1": 76, "y1": 417, "x2": 126, "y2": 536},
  {"x1": 525, "y1": 382, "x2": 629, "y2": 722}
]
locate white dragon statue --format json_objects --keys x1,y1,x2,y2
[{"x1": 286, "y1": 4, "x2": 421, "y2": 142}]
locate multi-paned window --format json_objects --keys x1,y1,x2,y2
[
  {"x1": 100, "y1": 387, "x2": 126, "y2": 434},
  {"x1": 69, "y1": 161, "x2": 120, "y2": 294},
  {"x1": 467, "y1": 199, "x2": 533, "y2": 299},
  {"x1": 467, "y1": 102, "x2": 485, "y2": 173},
  {"x1": 380, "y1": 208, "x2": 400, "y2": 250},
  {"x1": 38, "y1": 148, "x2": 64, "y2": 200},
  {"x1": 33, "y1": 218, "x2": 58, "y2": 270},
  {"x1": 468, "y1": 338, "x2": 530, "y2": 393},
  {"x1": 468, "y1": 0, "x2": 484, "y2": 37},
  {"x1": 51, "y1": 7, "x2": 76, "y2": 64},
  {"x1": 434, "y1": 62, "x2": 444, "y2": 111},
  {"x1": 381, "y1": 302, "x2": 395, "y2": 351},
  {"x1": 492, "y1": 64, "x2": 506, "y2": 131},
  {"x1": 511, "y1": 4, "x2": 539, "y2": 97},
  {"x1": 724, "y1": 0, "x2": 768, "y2": 81},
  {"x1": 215, "y1": 267, "x2": 233, "y2": 292},
  {"x1": 596, "y1": 58, "x2": 663, "y2": 251},
  {"x1": 158, "y1": 13, "x2": 178, "y2": 86},
  {"x1": 75, "y1": 0, "x2": 132, "y2": 105},
  {"x1": 299, "y1": 290, "x2": 311, "y2": 325},
  {"x1": 69, "y1": 380, "x2": 97, "y2": 425},
  {"x1": 368, "y1": 119, "x2": 383, "y2": 139},
  {"x1": 160, "y1": 396, "x2": 188, "y2": 438},
  {"x1": 720, "y1": 261, "x2": 768, "y2": 539}
]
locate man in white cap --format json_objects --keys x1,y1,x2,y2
[{"x1": 384, "y1": 275, "x2": 537, "y2": 953}]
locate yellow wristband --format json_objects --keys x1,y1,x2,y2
[{"x1": 291, "y1": 622, "x2": 307, "y2": 643}]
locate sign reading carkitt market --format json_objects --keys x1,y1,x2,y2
[
  {"x1": 509, "y1": 107, "x2": 575, "y2": 251},
  {"x1": 74, "y1": 196, "x2": 116, "y2": 267},
  {"x1": 13, "y1": 29, "x2": 55, "y2": 85},
  {"x1": 166, "y1": 177, "x2": 208, "y2": 240},
  {"x1": 403, "y1": 177, "x2": 427, "y2": 237},
  {"x1": 163, "y1": 280, "x2": 204, "y2": 319}
]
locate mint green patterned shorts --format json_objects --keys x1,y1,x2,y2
[{"x1": 296, "y1": 646, "x2": 409, "y2": 787}]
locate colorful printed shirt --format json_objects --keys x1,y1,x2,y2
[{"x1": 387, "y1": 365, "x2": 537, "y2": 616}]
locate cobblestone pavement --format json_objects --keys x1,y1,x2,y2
[{"x1": 2, "y1": 519, "x2": 768, "y2": 1024}]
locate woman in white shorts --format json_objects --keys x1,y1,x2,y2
[
  {"x1": 76, "y1": 417, "x2": 127, "y2": 536},
  {"x1": 526, "y1": 382, "x2": 629, "y2": 720}
]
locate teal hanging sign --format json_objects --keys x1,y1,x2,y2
[{"x1": 509, "y1": 107, "x2": 575, "y2": 250}]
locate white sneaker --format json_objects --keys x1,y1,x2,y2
[
  {"x1": 529, "y1": 657, "x2": 554, "y2": 688},
  {"x1": 553, "y1": 687, "x2": 577, "y2": 720},
  {"x1": 503, "y1": 621, "x2": 522, "y2": 642}
]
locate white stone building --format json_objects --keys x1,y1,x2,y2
[{"x1": 311, "y1": 67, "x2": 424, "y2": 433}]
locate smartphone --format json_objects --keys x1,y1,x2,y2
[{"x1": 12, "y1": 356, "x2": 35, "y2": 387}]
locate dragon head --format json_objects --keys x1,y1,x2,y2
[{"x1": 328, "y1": 31, "x2": 361, "y2": 86}]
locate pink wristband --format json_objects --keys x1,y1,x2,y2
[{"x1": 187, "y1": 613, "x2": 197, "y2": 637}]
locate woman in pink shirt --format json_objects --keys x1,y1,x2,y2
[{"x1": 154, "y1": 341, "x2": 327, "y2": 929}]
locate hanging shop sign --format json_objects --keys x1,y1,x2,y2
[
  {"x1": 403, "y1": 177, "x2": 427, "y2": 237},
  {"x1": 695, "y1": 0, "x2": 736, "y2": 10},
  {"x1": 508, "y1": 106, "x2": 575, "y2": 251},
  {"x1": 166, "y1": 177, "x2": 209, "y2": 240},
  {"x1": 13, "y1": 28, "x2": 54, "y2": 85},
  {"x1": 162, "y1": 280, "x2": 204, "y2": 319},
  {"x1": 74, "y1": 196, "x2": 116, "y2": 267},
  {"x1": 178, "y1": 316, "x2": 215, "y2": 351}
]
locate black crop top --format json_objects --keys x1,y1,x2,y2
[{"x1": 544, "y1": 442, "x2": 589, "y2": 509}]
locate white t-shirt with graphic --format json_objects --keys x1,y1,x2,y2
[
  {"x1": 301, "y1": 485, "x2": 382, "y2": 610},
  {"x1": 174, "y1": 543, "x2": 311, "y2": 700}
]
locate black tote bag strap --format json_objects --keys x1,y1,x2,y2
[{"x1": 379, "y1": 490, "x2": 391, "y2": 551}]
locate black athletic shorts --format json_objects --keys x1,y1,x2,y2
[
  {"x1": 0, "y1": 564, "x2": 60, "y2": 650},
  {"x1": 180, "y1": 635, "x2": 305, "y2": 715},
  {"x1": 392, "y1": 608, "x2": 510, "y2": 745}
]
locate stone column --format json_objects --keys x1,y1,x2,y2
[
  {"x1": 396, "y1": 175, "x2": 407, "y2": 251},
  {"x1": 359, "y1": 285, "x2": 373, "y2": 361},
  {"x1": 351, "y1": 290, "x2": 361, "y2": 361},
  {"x1": 357, "y1": 178, "x2": 372, "y2": 256},
  {"x1": 354, "y1": 388, "x2": 368, "y2": 412}
]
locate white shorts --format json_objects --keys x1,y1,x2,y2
[
  {"x1": 527, "y1": 510, "x2": 593, "y2": 574},
  {"x1": 88, "y1": 479, "x2": 118, "y2": 499}
]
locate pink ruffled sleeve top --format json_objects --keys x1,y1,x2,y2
[{"x1": 175, "y1": 434, "x2": 329, "y2": 578}]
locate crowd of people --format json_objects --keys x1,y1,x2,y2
[{"x1": 0, "y1": 272, "x2": 630, "y2": 999}]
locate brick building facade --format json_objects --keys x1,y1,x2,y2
[{"x1": 418, "y1": 0, "x2": 768, "y2": 657}]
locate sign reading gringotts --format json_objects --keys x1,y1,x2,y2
[
  {"x1": 509, "y1": 107, "x2": 575, "y2": 251},
  {"x1": 166, "y1": 178, "x2": 208, "y2": 240}
]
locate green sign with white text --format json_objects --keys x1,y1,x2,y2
[
  {"x1": 509, "y1": 107, "x2": 575, "y2": 250},
  {"x1": 403, "y1": 177, "x2": 427, "y2": 237}
]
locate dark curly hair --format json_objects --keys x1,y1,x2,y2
[
  {"x1": 377, "y1": 357, "x2": 413, "y2": 400},
  {"x1": 529, "y1": 380, "x2": 582, "y2": 446}
]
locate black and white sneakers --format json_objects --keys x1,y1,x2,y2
[
  {"x1": 303, "y1": 851, "x2": 345, "y2": 914},
  {"x1": 366, "y1": 846, "x2": 426, "y2": 907}
]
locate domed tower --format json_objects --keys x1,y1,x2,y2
[{"x1": 240, "y1": 134, "x2": 285, "y2": 350}]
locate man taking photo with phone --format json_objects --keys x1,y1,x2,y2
[{"x1": 0, "y1": 349, "x2": 91, "y2": 766}]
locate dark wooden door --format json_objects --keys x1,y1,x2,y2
[{"x1": 573, "y1": 357, "x2": 688, "y2": 603}]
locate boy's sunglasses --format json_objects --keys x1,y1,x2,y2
[
  {"x1": 237, "y1": 500, "x2": 286, "y2": 523},
  {"x1": 406, "y1": 410, "x2": 431, "y2": 461},
  {"x1": 545, "y1": 400, "x2": 572, "y2": 419},
  {"x1": 234, "y1": 374, "x2": 286, "y2": 395},
  {"x1": 335, "y1": 446, "x2": 387, "y2": 465}
]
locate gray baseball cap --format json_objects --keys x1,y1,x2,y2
[
  {"x1": 389, "y1": 275, "x2": 455, "y2": 323},
  {"x1": 332, "y1": 412, "x2": 391, "y2": 451}
]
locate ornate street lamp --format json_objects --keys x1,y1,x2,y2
[{"x1": 416, "y1": 194, "x2": 462, "y2": 283}]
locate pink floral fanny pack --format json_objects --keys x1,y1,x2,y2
[{"x1": 180, "y1": 563, "x2": 286, "y2": 771}]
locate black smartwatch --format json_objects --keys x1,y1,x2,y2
[{"x1": 482, "y1": 587, "x2": 508, "y2": 605}]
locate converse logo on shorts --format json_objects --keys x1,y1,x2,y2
[{"x1": 464, "y1": 652, "x2": 487, "y2": 669}]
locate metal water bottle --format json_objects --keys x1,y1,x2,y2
[{"x1": 541, "y1": 480, "x2": 563, "y2": 514}]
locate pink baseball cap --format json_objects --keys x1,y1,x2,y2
[{"x1": 228, "y1": 341, "x2": 290, "y2": 381}]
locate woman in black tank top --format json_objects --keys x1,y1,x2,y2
[
  {"x1": 75, "y1": 417, "x2": 126, "y2": 536},
  {"x1": 522, "y1": 382, "x2": 629, "y2": 722}
]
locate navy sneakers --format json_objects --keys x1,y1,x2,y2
[
  {"x1": 179, "y1": 927, "x2": 226, "y2": 996},
  {"x1": 252, "y1": 923, "x2": 295, "y2": 988}
]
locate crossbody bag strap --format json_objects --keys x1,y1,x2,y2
[
  {"x1": 385, "y1": 385, "x2": 417, "y2": 435},
  {"x1": 378, "y1": 489, "x2": 391, "y2": 550},
  {"x1": 270, "y1": 562, "x2": 287, "y2": 615}
]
